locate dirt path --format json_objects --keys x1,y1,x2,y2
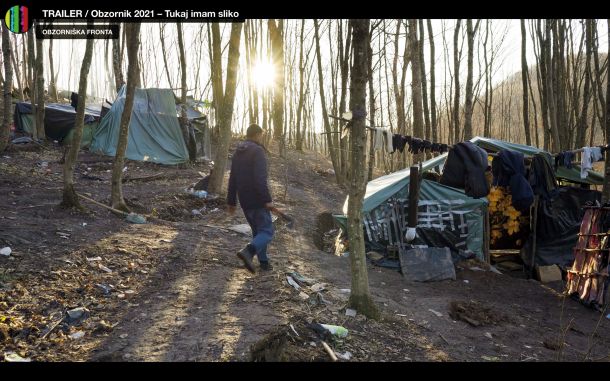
[{"x1": 2, "y1": 142, "x2": 610, "y2": 362}]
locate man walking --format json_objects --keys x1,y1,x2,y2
[{"x1": 227, "y1": 124, "x2": 274, "y2": 273}]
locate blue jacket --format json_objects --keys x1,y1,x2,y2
[
  {"x1": 227, "y1": 140, "x2": 272, "y2": 210},
  {"x1": 492, "y1": 150, "x2": 534, "y2": 211}
]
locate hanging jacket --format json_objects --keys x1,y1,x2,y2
[
  {"x1": 492, "y1": 150, "x2": 534, "y2": 211},
  {"x1": 439, "y1": 141, "x2": 490, "y2": 198},
  {"x1": 528, "y1": 153, "x2": 558, "y2": 201}
]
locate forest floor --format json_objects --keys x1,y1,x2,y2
[{"x1": 1, "y1": 139, "x2": 610, "y2": 362}]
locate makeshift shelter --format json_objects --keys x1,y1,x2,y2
[
  {"x1": 13, "y1": 102, "x2": 102, "y2": 148},
  {"x1": 334, "y1": 136, "x2": 604, "y2": 270},
  {"x1": 90, "y1": 86, "x2": 189, "y2": 165}
]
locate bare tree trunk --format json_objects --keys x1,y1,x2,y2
[
  {"x1": 419, "y1": 19, "x2": 431, "y2": 150},
  {"x1": 61, "y1": 32, "x2": 94, "y2": 208},
  {"x1": 452, "y1": 19, "x2": 462, "y2": 143},
  {"x1": 463, "y1": 19, "x2": 479, "y2": 140},
  {"x1": 314, "y1": 19, "x2": 343, "y2": 185},
  {"x1": 427, "y1": 20, "x2": 438, "y2": 144},
  {"x1": 159, "y1": 23, "x2": 173, "y2": 90},
  {"x1": 34, "y1": 31, "x2": 45, "y2": 141},
  {"x1": 602, "y1": 19, "x2": 610, "y2": 203},
  {"x1": 520, "y1": 19, "x2": 532, "y2": 146},
  {"x1": 10, "y1": 35, "x2": 23, "y2": 100},
  {"x1": 176, "y1": 22, "x2": 196, "y2": 162},
  {"x1": 577, "y1": 20, "x2": 593, "y2": 148},
  {"x1": 545, "y1": 20, "x2": 560, "y2": 152},
  {"x1": 1, "y1": 25, "x2": 11, "y2": 153},
  {"x1": 48, "y1": 34, "x2": 57, "y2": 102},
  {"x1": 111, "y1": 23, "x2": 141, "y2": 212},
  {"x1": 112, "y1": 23, "x2": 124, "y2": 93},
  {"x1": 268, "y1": 19, "x2": 285, "y2": 143},
  {"x1": 26, "y1": 29, "x2": 36, "y2": 139},
  {"x1": 409, "y1": 19, "x2": 425, "y2": 163},
  {"x1": 295, "y1": 20, "x2": 305, "y2": 151},
  {"x1": 207, "y1": 23, "x2": 243, "y2": 195},
  {"x1": 367, "y1": 22, "x2": 376, "y2": 180},
  {"x1": 347, "y1": 18, "x2": 379, "y2": 320}
]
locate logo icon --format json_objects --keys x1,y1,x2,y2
[{"x1": 4, "y1": 5, "x2": 30, "y2": 33}]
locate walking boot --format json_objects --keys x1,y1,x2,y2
[
  {"x1": 259, "y1": 261, "x2": 273, "y2": 271},
  {"x1": 237, "y1": 245, "x2": 256, "y2": 273}
]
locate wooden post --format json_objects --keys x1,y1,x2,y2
[
  {"x1": 408, "y1": 165, "x2": 420, "y2": 229},
  {"x1": 484, "y1": 207, "x2": 490, "y2": 264},
  {"x1": 529, "y1": 195, "x2": 540, "y2": 279}
]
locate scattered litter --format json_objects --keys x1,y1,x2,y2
[
  {"x1": 339, "y1": 289, "x2": 350, "y2": 293},
  {"x1": 98, "y1": 264, "x2": 112, "y2": 273},
  {"x1": 212, "y1": 258, "x2": 219, "y2": 261},
  {"x1": 606, "y1": 314, "x2": 610, "y2": 320},
  {"x1": 429, "y1": 309, "x2": 443, "y2": 317},
  {"x1": 124, "y1": 290, "x2": 135, "y2": 294},
  {"x1": 82, "y1": 222, "x2": 87, "y2": 227},
  {"x1": 125, "y1": 213, "x2": 146, "y2": 224},
  {"x1": 191, "y1": 209, "x2": 203, "y2": 217},
  {"x1": 463, "y1": 280, "x2": 470, "y2": 284},
  {"x1": 227, "y1": 224, "x2": 252, "y2": 235},
  {"x1": 320, "y1": 324, "x2": 348, "y2": 338},
  {"x1": 289, "y1": 324, "x2": 300, "y2": 337},
  {"x1": 481, "y1": 355, "x2": 500, "y2": 361},
  {"x1": 396, "y1": 314, "x2": 408, "y2": 317},
  {"x1": 400, "y1": 247, "x2": 456, "y2": 282},
  {"x1": 119, "y1": 334, "x2": 128, "y2": 339},
  {"x1": 308, "y1": 292, "x2": 330, "y2": 306},
  {"x1": 524, "y1": 345, "x2": 532, "y2": 349},
  {"x1": 159, "y1": 239, "x2": 172, "y2": 243},
  {"x1": 117, "y1": 293, "x2": 125, "y2": 299},
  {"x1": 310, "y1": 283, "x2": 326, "y2": 293},
  {"x1": 309, "y1": 341, "x2": 317, "y2": 347},
  {"x1": 345, "y1": 308, "x2": 357, "y2": 317},
  {"x1": 186, "y1": 189, "x2": 208, "y2": 199},
  {"x1": 470, "y1": 267, "x2": 484, "y2": 272},
  {"x1": 489, "y1": 266, "x2": 502, "y2": 274},
  {"x1": 286, "y1": 275, "x2": 301, "y2": 291},
  {"x1": 403, "y1": 289, "x2": 410, "y2": 292},
  {"x1": 4, "y1": 352, "x2": 31, "y2": 362},
  {"x1": 484, "y1": 332, "x2": 493, "y2": 339},
  {"x1": 87, "y1": 256, "x2": 102, "y2": 262},
  {"x1": 67, "y1": 307, "x2": 89, "y2": 320},
  {"x1": 96, "y1": 284, "x2": 112, "y2": 295},
  {"x1": 336, "y1": 351, "x2": 352, "y2": 361},
  {"x1": 342, "y1": 252, "x2": 349, "y2": 258},
  {"x1": 287, "y1": 271, "x2": 315, "y2": 286},
  {"x1": 381, "y1": 282, "x2": 386, "y2": 286},
  {"x1": 0, "y1": 247, "x2": 11, "y2": 256},
  {"x1": 298, "y1": 291, "x2": 309, "y2": 300},
  {"x1": 69, "y1": 331, "x2": 85, "y2": 340}
]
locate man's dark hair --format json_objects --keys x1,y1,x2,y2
[{"x1": 246, "y1": 124, "x2": 263, "y2": 138}]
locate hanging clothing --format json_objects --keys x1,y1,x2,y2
[
  {"x1": 373, "y1": 128, "x2": 385, "y2": 151},
  {"x1": 392, "y1": 134, "x2": 408, "y2": 153},
  {"x1": 492, "y1": 150, "x2": 534, "y2": 211},
  {"x1": 591, "y1": 146, "x2": 603, "y2": 162},
  {"x1": 382, "y1": 129, "x2": 394, "y2": 153},
  {"x1": 529, "y1": 153, "x2": 558, "y2": 201},
  {"x1": 439, "y1": 142, "x2": 490, "y2": 198},
  {"x1": 581, "y1": 147, "x2": 593, "y2": 179}
]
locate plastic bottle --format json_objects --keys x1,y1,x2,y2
[{"x1": 320, "y1": 324, "x2": 348, "y2": 338}]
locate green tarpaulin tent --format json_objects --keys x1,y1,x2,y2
[
  {"x1": 90, "y1": 86, "x2": 189, "y2": 165},
  {"x1": 335, "y1": 136, "x2": 604, "y2": 261}
]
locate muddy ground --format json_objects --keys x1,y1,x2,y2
[{"x1": 1, "y1": 140, "x2": 610, "y2": 362}]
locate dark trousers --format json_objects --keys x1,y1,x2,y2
[{"x1": 243, "y1": 208, "x2": 274, "y2": 262}]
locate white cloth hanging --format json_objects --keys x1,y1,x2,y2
[
  {"x1": 373, "y1": 128, "x2": 385, "y2": 151},
  {"x1": 382, "y1": 128, "x2": 393, "y2": 153},
  {"x1": 581, "y1": 147, "x2": 593, "y2": 179}
]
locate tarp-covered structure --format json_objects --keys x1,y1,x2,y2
[
  {"x1": 90, "y1": 86, "x2": 189, "y2": 165},
  {"x1": 334, "y1": 136, "x2": 604, "y2": 265},
  {"x1": 13, "y1": 102, "x2": 102, "y2": 147}
]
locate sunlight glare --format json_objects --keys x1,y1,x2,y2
[{"x1": 252, "y1": 61, "x2": 276, "y2": 89}]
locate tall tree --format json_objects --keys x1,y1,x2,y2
[
  {"x1": 1, "y1": 24, "x2": 11, "y2": 153},
  {"x1": 452, "y1": 19, "x2": 462, "y2": 143},
  {"x1": 462, "y1": 19, "x2": 480, "y2": 140},
  {"x1": 34, "y1": 27, "x2": 45, "y2": 141},
  {"x1": 409, "y1": 19, "x2": 425, "y2": 163},
  {"x1": 61, "y1": 29, "x2": 94, "y2": 208},
  {"x1": 176, "y1": 22, "x2": 196, "y2": 162},
  {"x1": 418, "y1": 19, "x2": 431, "y2": 145},
  {"x1": 48, "y1": 27, "x2": 57, "y2": 102},
  {"x1": 346, "y1": 18, "x2": 379, "y2": 320},
  {"x1": 110, "y1": 23, "x2": 141, "y2": 211},
  {"x1": 112, "y1": 23, "x2": 124, "y2": 92},
  {"x1": 207, "y1": 22, "x2": 243, "y2": 195},
  {"x1": 268, "y1": 19, "x2": 285, "y2": 142},
  {"x1": 295, "y1": 19, "x2": 306, "y2": 151},
  {"x1": 427, "y1": 19, "x2": 438, "y2": 144},
  {"x1": 520, "y1": 19, "x2": 532, "y2": 146},
  {"x1": 602, "y1": 19, "x2": 610, "y2": 203},
  {"x1": 314, "y1": 19, "x2": 343, "y2": 185}
]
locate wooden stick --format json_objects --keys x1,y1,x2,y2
[
  {"x1": 76, "y1": 193, "x2": 128, "y2": 216},
  {"x1": 321, "y1": 340, "x2": 338, "y2": 362},
  {"x1": 122, "y1": 172, "x2": 164, "y2": 183}
]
